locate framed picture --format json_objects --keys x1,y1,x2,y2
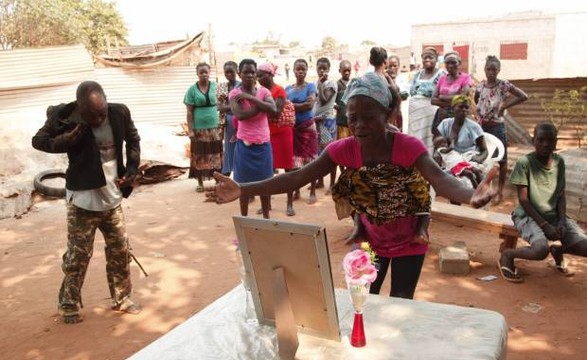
[{"x1": 233, "y1": 216, "x2": 340, "y2": 342}]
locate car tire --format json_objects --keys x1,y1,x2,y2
[{"x1": 33, "y1": 169, "x2": 66, "y2": 198}]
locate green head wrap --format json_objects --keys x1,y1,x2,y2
[{"x1": 342, "y1": 72, "x2": 393, "y2": 109}]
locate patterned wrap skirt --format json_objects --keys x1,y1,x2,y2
[{"x1": 189, "y1": 127, "x2": 223, "y2": 180}]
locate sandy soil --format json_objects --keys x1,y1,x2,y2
[{"x1": 1, "y1": 176, "x2": 586, "y2": 360}]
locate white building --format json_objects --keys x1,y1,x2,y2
[{"x1": 411, "y1": 11, "x2": 587, "y2": 80}]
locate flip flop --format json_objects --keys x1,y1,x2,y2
[
  {"x1": 549, "y1": 245, "x2": 575, "y2": 277},
  {"x1": 113, "y1": 298, "x2": 142, "y2": 315},
  {"x1": 62, "y1": 313, "x2": 83, "y2": 324},
  {"x1": 496, "y1": 259, "x2": 524, "y2": 283}
]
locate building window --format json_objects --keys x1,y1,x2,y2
[
  {"x1": 500, "y1": 42, "x2": 527, "y2": 60},
  {"x1": 422, "y1": 44, "x2": 444, "y2": 55}
]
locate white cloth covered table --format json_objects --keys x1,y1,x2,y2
[{"x1": 129, "y1": 286, "x2": 507, "y2": 360}]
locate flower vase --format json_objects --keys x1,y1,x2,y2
[{"x1": 348, "y1": 281, "x2": 370, "y2": 347}]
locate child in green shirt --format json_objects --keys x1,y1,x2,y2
[{"x1": 498, "y1": 122, "x2": 587, "y2": 282}]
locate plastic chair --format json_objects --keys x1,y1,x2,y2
[{"x1": 482, "y1": 132, "x2": 505, "y2": 168}]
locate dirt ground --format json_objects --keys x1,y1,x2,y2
[{"x1": 1, "y1": 175, "x2": 586, "y2": 360}]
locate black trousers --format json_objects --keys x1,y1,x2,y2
[{"x1": 369, "y1": 254, "x2": 426, "y2": 299}]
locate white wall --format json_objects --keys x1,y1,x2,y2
[
  {"x1": 411, "y1": 12, "x2": 587, "y2": 80},
  {"x1": 553, "y1": 13, "x2": 587, "y2": 78}
]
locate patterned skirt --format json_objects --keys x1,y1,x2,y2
[{"x1": 189, "y1": 128, "x2": 223, "y2": 180}]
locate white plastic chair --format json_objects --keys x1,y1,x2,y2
[{"x1": 482, "y1": 132, "x2": 505, "y2": 169}]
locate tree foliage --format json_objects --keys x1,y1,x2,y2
[
  {"x1": 539, "y1": 86, "x2": 587, "y2": 148},
  {"x1": 0, "y1": 0, "x2": 128, "y2": 54},
  {"x1": 361, "y1": 40, "x2": 376, "y2": 46},
  {"x1": 320, "y1": 36, "x2": 337, "y2": 56}
]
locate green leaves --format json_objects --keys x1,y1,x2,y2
[
  {"x1": 0, "y1": 0, "x2": 128, "y2": 54},
  {"x1": 538, "y1": 88, "x2": 587, "y2": 148}
]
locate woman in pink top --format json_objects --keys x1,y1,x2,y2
[
  {"x1": 209, "y1": 72, "x2": 498, "y2": 299},
  {"x1": 229, "y1": 58, "x2": 276, "y2": 219},
  {"x1": 431, "y1": 51, "x2": 474, "y2": 138}
]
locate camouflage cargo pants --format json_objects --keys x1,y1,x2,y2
[{"x1": 58, "y1": 203, "x2": 132, "y2": 315}]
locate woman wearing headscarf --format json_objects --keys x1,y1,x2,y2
[
  {"x1": 257, "y1": 62, "x2": 296, "y2": 216},
  {"x1": 434, "y1": 95, "x2": 488, "y2": 173},
  {"x1": 431, "y1": 50, "x2": 474, "y2": 138},
  {"x1": 408, "y1": 47, "x2": 446, "y2": 152},
  {"x1": 207, "y1": 72, "x2": 499, "y2": 299}
]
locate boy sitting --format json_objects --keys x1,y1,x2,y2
[{"x1": 498, "y1": 122, "x2": 587, "y2": 282}]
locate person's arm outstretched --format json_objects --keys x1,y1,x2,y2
[
  {"x1": 415, "y1": 152, "x2": 498, "y2": 207},
  {"x1": 207, "y1": 150, "x2": 337, "y2": 203}
]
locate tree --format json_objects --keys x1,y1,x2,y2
[
  {"x1": 361, "y1": 40, "x2": 376, "y2": 47},
  {"x1": 81, "y1": 0, "x2": 128, "y2": 54},
  {"x1": 539, "y1": 87, "x2": 587, "y2": 148},
  {"x1": 0, "y1": 0, "x2": 127, "y2": 54},
  {"x1": 320, "y1": 36, "x2": 337, "y2": 57}
]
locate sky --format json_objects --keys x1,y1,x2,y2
[{"x1": 115, "y1": 0, "x2": 587, "y2": 49}]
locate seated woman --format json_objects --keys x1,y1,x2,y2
[{"x1": 433, "y1": 95, "x2": 488, "y2": 198}]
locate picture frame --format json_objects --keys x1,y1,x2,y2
[{"x1": 232, "y1": 216, "x2": 341, "y2": 342}]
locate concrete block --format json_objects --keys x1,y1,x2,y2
[
  {"x1": 0, "y1": 182, "x2": 33, "y2": 220},
  {"x1": 439, "y1": 241, "x2": 470, "y2": 275}
]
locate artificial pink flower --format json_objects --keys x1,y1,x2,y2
[{"x1": 343, "y1": 249, "x2": 378, "y2": 284}]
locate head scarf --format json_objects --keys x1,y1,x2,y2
[
  {"x1": 444, "y1": 51, "x2": 461, "y2": 63},
  {"x1": 421, "y1": 47, "x2": 438, "y2": 58},
  {"x1": 341, "y1": 72, "x2": 393, "y2": 109},
  {"x1": 451, "y1": 94, "x2": 469, "y2": 107},
  {"x1": 258, "y1": 62, "x2": 276, "y2": 76}
]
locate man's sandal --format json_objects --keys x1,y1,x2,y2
[
  {"x1": 549, "y1": 245, "x2": 575, "y2": 277},
  {"x1": 113, "y1": 298, "x2": 142, "y2": 315},
  {"x1": 63, "y1": 313, "x2": 83, "y2": 324},
  {"x1": 496, "y1": 259, "x2": 524, "y2": 283}
]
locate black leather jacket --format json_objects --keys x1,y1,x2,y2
[{"x1": 32, "y1": 102, "x2": 141, "y2": 198}]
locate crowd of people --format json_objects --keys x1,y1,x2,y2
[{"x1": 30, "y1": 46, "x2": 587, "y2": 324}]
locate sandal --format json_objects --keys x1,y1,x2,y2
[
  {"x1": 491, "y1": 193, "x2": 504, "y2": 206},
  {"x1": 113, "y1": 298, "x2": 142, "y2": 315},
  {"x1": 496, "y1": 259, "x2": 524, "y2": 283},
  {"x1": 549, "y1": 245, "x2": 575, "y2": 277},
  {"x1": 195, "y1": 185, "x2": 204, "y2": 193},
  {"x1": 62, "y1": 312, "x2": 83, "y2": 324},
  {"x1": 256, "y1": 207, "x2": 271, "y2": 215}
]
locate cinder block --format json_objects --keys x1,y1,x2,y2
[{"x1": 439, "y1": 241, "x2": 470, "y2": 275}]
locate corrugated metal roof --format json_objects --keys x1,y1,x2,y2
[
  {"x1": 0, "y1": 45, "x2": 95, "y2": 127},
  {"x1": 94, "y1": 67, "x2": 198, "y2": 126},
  {"x1": 0, "y1": 45, "x2": 208, "y2": 128},
  {"x1": 509, "y1": 78, "x2": 587, "y2": 148},
  {"x1": 0, "y1": 45, "x2": 94, "y2": 90}
]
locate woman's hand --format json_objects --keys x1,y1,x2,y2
[
  {"x1": 413, "y1": 232, "x2": 430, "y2": 245},
  {"x1": 470, "y1": 164, "x2": 499, "y2": 208},
  {"x1": 204, "y1": 172, "x2": 241, "y2": 204}
]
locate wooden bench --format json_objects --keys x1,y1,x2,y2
[{"x1": 431, "y1": 201, "x2": 519, "y2": 252}]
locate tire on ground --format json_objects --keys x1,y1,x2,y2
[{"x1": 33, "y1": 169, "x2": 66, "y2": 198}]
